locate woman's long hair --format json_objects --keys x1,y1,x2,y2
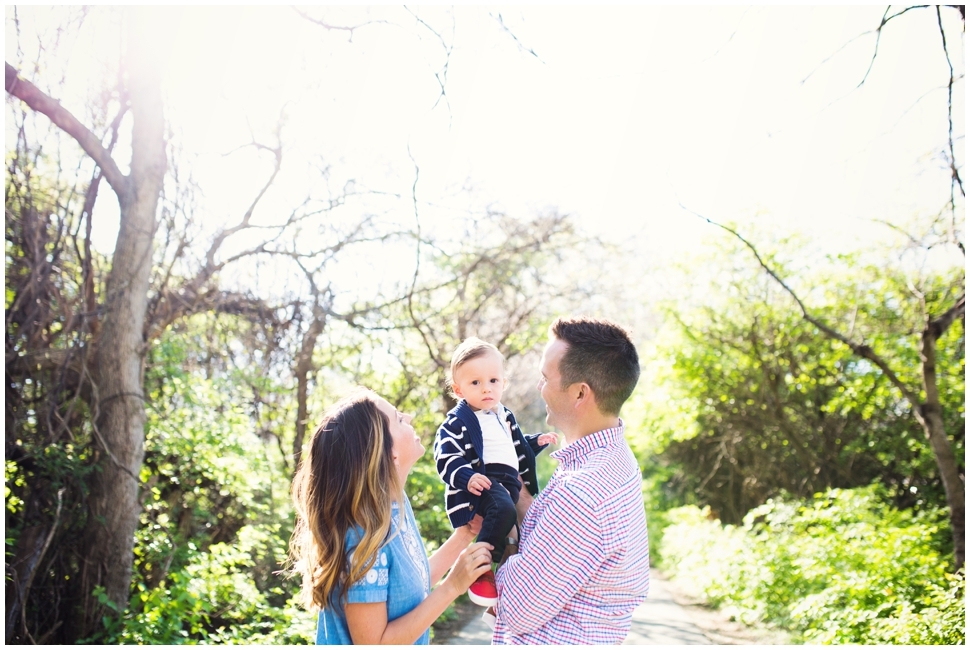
[{"x1": 288, "y1": 389, "x2": 397, "y2": 610}]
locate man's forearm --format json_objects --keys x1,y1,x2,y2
[{"x1": 515, "y1": 485, "x2": 533, "y2": 529}]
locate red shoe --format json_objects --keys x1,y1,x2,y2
[{"x1": 468, "y1": 569, "x2": 498, "y2": 606}]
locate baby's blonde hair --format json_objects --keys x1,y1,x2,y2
[{"x1": 448, "y1": 337, "x2": 504, "y2": 397}]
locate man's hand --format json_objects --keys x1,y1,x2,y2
[
  {"x1": 466, "y1": 514, "x2": 484, "y2": 537},
  {"x1": 537, "y1": 432, "x2": 559, "y2": 447},
  {"x1": 466, "y1": 473, "x2": 492, "y2": 496},
  {"x1": 499, "y1": 536, "x2": 519, "y2": 565},
  {"x1": 515, "y1": 485, "x2": 533, "y2": 529}
]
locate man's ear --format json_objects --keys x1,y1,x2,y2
[{"x1": 573, "y1": 382, "x2": 593, "y2": 407}]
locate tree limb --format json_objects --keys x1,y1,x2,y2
[
  {"x1": 5, "y1": 62, "x2": 128, "y2": 197},
  {"x1": 490, "y1": 12, "x2": 544, "y2": 63},
  {"x1": 291, "y1": 6, "x2": 392, "y2": 38},
  {"x1": 681, "y1": 202, "x2": 925, "y2": 410},
  {"x1": 929, "y1": 293, "x2": 965, "y2": 340},
  {"x1": 936, "y1": 5, "x2": 966, "y2": 230},
  {"x1": 857, "y1": 6, "x2": 931, "y2": 89}
]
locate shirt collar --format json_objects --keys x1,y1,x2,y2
[
  {"x1": 473, "y1": 402, "x2": 505, "y2": 416},
  {"x1": 550, "y1": 420, "x2": 625, "y2": 468}
]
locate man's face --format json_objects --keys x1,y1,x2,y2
[{"x1": 537, "y1": 338, "x2": 571, "y2": 430}]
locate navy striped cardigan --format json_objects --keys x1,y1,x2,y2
[{"x1": 433, "y1": 399, "x2": 548, "y2": 528}]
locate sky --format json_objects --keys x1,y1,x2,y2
[{"x1": 5, "y1": 4, "x2": 965, "y2": 309}]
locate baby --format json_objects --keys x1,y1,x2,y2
[{"x1": 433, "y1": 337, "x2": 558, "y2": 607}]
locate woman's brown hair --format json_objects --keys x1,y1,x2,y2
[{"x1": 288, "y1": 389, "x2": 397, "y2": 610}]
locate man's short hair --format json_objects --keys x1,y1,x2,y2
[{"x1": 550, "y1": 317, "x2": 640, "y2": 416}]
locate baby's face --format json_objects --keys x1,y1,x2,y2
[{"x1": 452, "y1": 351, "x2": 506, "y2": 411}]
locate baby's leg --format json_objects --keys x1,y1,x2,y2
[{"x1": 476, "y1": 482, "x2": 517, "y2": 564}]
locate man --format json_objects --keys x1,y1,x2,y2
[{"x1": 491, "y1": 317, "x2": 650, "y2": 645}]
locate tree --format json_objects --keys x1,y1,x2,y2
[
  {"x1": 339, "y1": 209, "x2": 589, "y2": 420},
  {"x1": 675, "y1": 209, "x2": 965, "y2": 568},
  {"x1": 6, "y1": 8, "x2": 169, "y2": 636},
  {"x1": 643, "y1": 242, "x2": 960, "y2": 525},
  {"x1": 679, "y1": 3, "x2": 965, "y2": 570},
  {"x1": 4, "y1": 8, "x2": 360, "y2": 639}
]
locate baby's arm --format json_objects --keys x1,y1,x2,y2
[
  {"x1": 466, "y1": 473, "x2": 492, "y2": 496},
  {"x1": 536, "y1": 432, "x2": 558, "y2": 447},
  {"x1": 434, "y1": 423, "x2": 476, "y2": 491},
  {"x1": 523, "y1": 431, "x2": 555, "y2": 456}
]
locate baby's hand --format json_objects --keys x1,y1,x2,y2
[
  {"x1": 537, "y1": 432, "x2": 559, "y2": 447},
  {"x1": 466, "y1": 473, "x2": 492, "y2": 496}
]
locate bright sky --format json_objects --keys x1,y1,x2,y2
[{"x1": 6, "y1": 5, "x2": 965, "y2": 306}]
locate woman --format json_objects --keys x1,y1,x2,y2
[{"x1": 289, "y1": 388, "x2": 493, "y2": 644}]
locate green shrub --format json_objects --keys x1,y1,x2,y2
[
  {"x1": 84, "y1": 524, "x2": 316, "y2": 644},
  {"x1": 659, "y1": 486, "x2": 964, "y2": 644}
]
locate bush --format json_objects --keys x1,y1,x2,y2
[
  {"x1": 659, "y1": 486, "x2": 964, "y2": 644},
  {"x1": 84, "y1": 525, "x2": 316, "y2": 644}
]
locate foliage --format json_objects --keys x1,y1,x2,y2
[
  {"x1": 5, "y1": 144, "x2": 113, "y2": 642},
  {"x1": 660, "y1": 486, "x2": 964, "y2": 644},
  {"x1": 632, "y1": 237, "x2": 963, "y2": 526},
  {"x1": 76, "y1": 318, "x2": 313, "y2": 643},
  {"x1": 84, "y1": 529, "x2": 315, "y2": 644}
]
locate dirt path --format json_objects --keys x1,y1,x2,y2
[{"x1": 432, "y1": 570, "x2": 791, "y2": 645}]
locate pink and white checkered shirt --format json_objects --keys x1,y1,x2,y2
[{"x1": 492, "y1": 422, "x2": 650, "y2": 645}]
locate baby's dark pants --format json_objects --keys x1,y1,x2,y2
[{"x1": 477, "y1": 463, "x2": 521, "y2": 565}]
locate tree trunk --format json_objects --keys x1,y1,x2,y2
[
  {"x1": 74, "y1": 10, "x2": 167, "y2": 638},
  {"x1": 292, "y1": 300, "x2": 327, "y2": 472},
  {"x1": 918, "y1": 324, "x2": 965, "y2": 569}
]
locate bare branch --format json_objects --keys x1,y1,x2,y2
[
  {"x1": 5, "y1": 62, "x2": 128, "y2": 197},
  {"x1": 857, "y1": 6, "x2": 931, "y2": 89},
  {"x1": 205, "y1": 139, "x2": 283, "y2": 271},
  {"x1": 403, "y1": 6, "x2": 454, "y2": 115},
  {"x1": 291, "y1": 7, "x2": 392, "y2": 39},
  {"x1": 20, "y1": 488, "x2": 64, "y2": 645},
  {"x1": 490, "y1": 12, "x2": 544, "y2": 63},
  {"x1": 801, "y1": 26, "x2": 873, "y2": 85},
  {"x1": 869, "y1": 218, "x2": 925, "y2": 248},
  {"x1": 404, "y1": 143, "x2": 444, "y2": 369},
  {"x1": 681, "y1": 202, "x2": 925, "y2": 409},
  {"x1": 936, "y1": 5, "x2": 965, "y2": 216}
]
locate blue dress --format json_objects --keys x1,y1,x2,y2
[{"x1": 316, "y1": 499, "x2": 432, "y2": 644}]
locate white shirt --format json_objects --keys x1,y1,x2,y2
[{"x1": 475, "y1": 404, "x2": 519, "y2": 469}]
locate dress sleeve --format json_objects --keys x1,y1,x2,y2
[
  {"x1": 344, "y1": 541, "x2": 391, "y2": 604},
  {"x1": 494, "y1": 486, "x2": 605, "y2": 634}
]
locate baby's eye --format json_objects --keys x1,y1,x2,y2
[
  {"x1": 471, "y1": 380, "x2": 479, "y2": 386},
  {"x1": 490, "y1": 378, "x2": 500, "y2": 384}
]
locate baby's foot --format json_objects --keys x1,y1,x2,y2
[{"x1": 468, "y1": 569, "x2": 498, "y2": 607}]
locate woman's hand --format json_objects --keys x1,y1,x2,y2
[
  {"x1": 430, "y1": 515, "x2": 484, "y2": 585},
  {"x1": 443, "y1": 541, "x2": 493, "y2": 597}
]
